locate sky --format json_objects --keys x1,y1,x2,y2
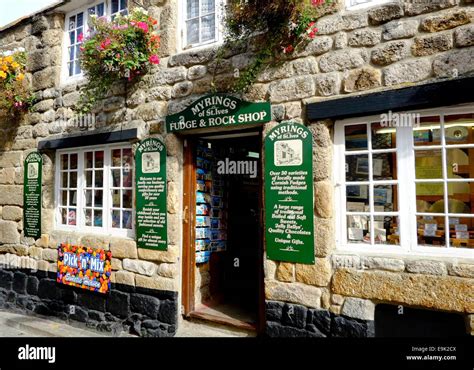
[{"x1": 0, "y1": 0, "x2": 60, "y2": 28}]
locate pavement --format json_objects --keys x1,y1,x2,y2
[{"x1": 0, "y1": 309, "x2": 255, "y2": 337}]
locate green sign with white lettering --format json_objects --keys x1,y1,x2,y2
[
  {"x1": 166, "y1": 94, "x2": 271, "y2": 132},
  {"x1": 135, "y1": 138, "x2": 168, "y2": 250},
  {"x1": 264, "y1": 122, "x2": 314, "y2": 264},
  {"x1": 23, "y1": 152, "x2": 42, "y2": 239}
]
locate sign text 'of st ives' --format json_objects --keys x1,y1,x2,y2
[{"x1": 166, "y1": 94, "x2": 271, "y2": 132}]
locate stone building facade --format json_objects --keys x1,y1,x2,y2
[{"x1": 0, "y1": 0, "x2": 473, "y2": 337}]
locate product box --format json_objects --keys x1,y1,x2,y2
[
  {"x1": 196, "y1": 204, "x2": 210, "y2": 216},
  {"x1": 196, "y1": 227, "x2": 211, "y2": 239},
  {"x1": 196, "y1": 251, "x2": 211, "y2": 264},
  {"x1": 196, "y1": 216, "x2": 211, "y2": 227},
  {"x1": 195, "y1": 239, "x2": 210, "y2": 251}
]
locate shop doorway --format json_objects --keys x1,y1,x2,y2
[{"x1": 181, "y1": 129, "x2": 264, "y2": 332}]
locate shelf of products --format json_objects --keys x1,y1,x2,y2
[{"x1": 195, "y1": 141, "x2": 228, "y2": 264}]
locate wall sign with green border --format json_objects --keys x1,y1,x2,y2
[
  {"x1": 135, "y1": 138, "x2": 168, "y2": 250},
  {"x1": 23, "y1": 152, "x2": 42, "y2": 239},
  {"x1": 264, "y1": 122, "x2": 314, "y2": 264},
  {"x1": 166, "y1": 94, "x2": 271, "y2": 132}
]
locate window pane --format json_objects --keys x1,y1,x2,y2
[
  {"x1": 85, "y1": 190, "x2": 92, "y2": 207},
  {"x1": 94, "y1": 210, "x2": 103, "y2": 227},
  {"x1": 373, "y1": 153, "x2": 395, "y2": 181},
  {"x1": 120, "y1": 0, "x2": 127, "y2": 10},
  {"x1": 445, "y1": 114, "x2": 474, "y2": 145},
  {"x1": 94, "y1": 190, "x2": 103, "y2": 207},
  {"x1": 74, "y1": 61, "x2": 81, "y2": 75},
  {"x1": 186, "y1": 19, "x2": 199, "y2": 45},
  {"x1": 69, "y1": 172, "x2": 77, "y2": 188},
  {"x1": 112, "y1": 210, "x2": 121, "y2": 228},
  {"x1": 68, "y1": 16, "x2": 75, "y2": 30},
  {"x1": 61, "y1": 172, "x2": 68, "y2": 188},
  {"x1": 123, "y1": 190, "x2": 132, "y2": 208},
  {"x1": 61, "y1": 208, "x2": 67, "y2": 224},
  {"x1": 112, "y1": 190, "x2": 120, "y2": 208},
  {"x1": 123, "y1": 210, "x2": 132, "y2": 229},
  {"x1": 61, "y1": 154, "x2": 68, "y2": 170},
  {"x1": 374, "y1": 185, "x2": 398, "y2": 212},
  {"x1": 449, "y1": 216, "x2": 474, "y2": 248},
  {"x1": 346, "y1": 154, "x2": 369, "y2": 181},
  {"x1": 69, "y1": 190, "x2": 77, "y2": 206},
  {"x1": 69, "y1": 32, "x2": 75, "y2": 46},
  {"x1": 122, "y1": 148, "x2": 132, "y2": 166},
  {"x1": 371, "y1": 122, "x2": 396, "y2": 150},
  {"x1": 187, "y1": 0, "x2": 199, "y2": 18},
  {"x1": 112, "y1": 149, "x2": 121, "y2": 167},
  {"x1": 123, "y1": 169, "x2": 133, "y2": 187},
  {"x1": 70, "y1": 153, "x2": 77, "y2": 169},
  {"x1": 201, "y1": 14, "x2": 215, "y2": 42},
  {"x1": 68, "y1": 208, "x2": 77, "y2": 225},
  {"x1": 112, "y1": 0, "x2": 119, "y2": 14},
  {"x1": 85, "y1": 170, "x2": 93, "y2": 187},
  {"x1": 61, "y1": 191, "x2": 67, "y2": 206},
  {"x1": 76, "y1": 28, "x2": 83, "y2": 43},
  {"x1": 85, "y1": 209, "x2": 92, "y2": 226},
  {"x1": 415, "y1": 149, "x2": 442, "y2": 179},
  {"x1": 374, "y1": 216, "x2": 400, "y2": 245},
  {"x1": 447, "y1": 148, "x2": 473, "y2": 179},
  {"x1": 201, "y1": 0, "x2": 215, "y2": 14},
  {"x1": 112, "y1": 169, "x2": 120, "y2": 187},
  {"x1": 77, "y1": 12, "x2": 83, "y2": 27},
  {"x1": 347, "y1": 215, "x2": 369, "y2": 243},
  {"x1": 416, "y1": 183, "x2": 445, "y2": 213},
  {"x1": 413, "y1": 117, "x2": 441, "y2": 146},
  {"x1": 95, "y1": 170, "x2": 103, "y2": 187},
  {"x1": 97, "y1": 3, "x2": 105, "y2": 16},
  {"x1": 95, "y1": 151, "x2": 104, "y2": 168},
  {"x1": 447, "y1": 181, "x2": 473, "y2": 214},
  {"x1": 417, "y1": 215, "x2": 446, "y2": 247},
  {"x1": 346, "y1": 185, "x2": 369, "y2": 209},
  {"x1": 345, "y1": 124, "x2": 367, "y2": 151},
  {"x1": 85, "y1": 152, "x2": 93, "y2": 168}
]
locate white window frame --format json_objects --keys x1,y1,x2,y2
[
  {"x1": 61, "y1": 0, "x2": 128, "y2": 84},
  {"x1": 179, "y1": 0, "x2": 225, "y2": 51},
  {"x1": 55, "y1": 143, "x2": 135, "y2": 238},
  {"x1": 334, "y1": 104, "x2": 474, "y2": 260},
  {"x1": 345, "y1": 0, "x2": 395, "y2": 11}
]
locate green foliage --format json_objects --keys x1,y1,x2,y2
[
  {"x1": 78, "y1": 8, "x2": 160, "y2": 113},
  {"x1": 220, "y1": 0, "x2": 332, "y2": 93}
]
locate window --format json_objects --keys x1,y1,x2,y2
[
  {"x1": 335, "y1": 106, "x2": 474, "y2": 258},
  {"x1": 63, "y1": 0, "x2": 128, "y2": 80},
  {"x1": 56, "y1": 144, "x2": 134, "y2": 237},
  {"x1": 181, "y1": 0, "x2": 223, "y2": 49},
  {"x1": 345, "y1": 0, "x2": 394, "y2": 11}
]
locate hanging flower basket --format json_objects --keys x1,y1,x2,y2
[
  {"x1": 79, "y1": 8, "x2": 160, "y2": 113},
  {"x1": 0, "y1": 51, "x2": 35, "y2": 117}
]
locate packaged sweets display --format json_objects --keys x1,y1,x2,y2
[
  {"x1": 196, "y1": 216, "x2": 211, "y2": 227},
  {"x1": 194, "y1": 140, "x2": 229, "y2": 263},
  {"x1": 195, "y1": 239, "x2": 210, "y2": 251},
  {"x1": 196, "y1": 204, "x2": 210, "y2": 216},
  {"x1": 196, "y1": 251, "x2": 211, "y2": 264}
]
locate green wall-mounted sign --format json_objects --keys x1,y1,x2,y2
[
  {"x1": 165, "y1": 94, "x2": 271, "y2": 132},
  {"x1": 135, "y1": 138, "x2": 168, "y2": 250},
  {"x1": 264, "y1": 122, "x2": 314, "y2": 264},
  {"x1": 23, "y1": 152, "x2": 42, "y2": 239}
]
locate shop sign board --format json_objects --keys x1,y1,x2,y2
[
  {"x1": 166, "y1": 94, "x2": 271, "y2": 132},
  {"x1": 135, "y1": 138, "x2": 168, "y2": 250},
  {"x1": 264, "y1": 122, "x2": 315, "y2": 264},
  {"x1": 23, "y1": 152, "x2": 42, "y2": 239},
  {"x1": 57, "y1": 244, "x2": 112, "y2": 294}
]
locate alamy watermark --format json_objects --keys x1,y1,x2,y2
[
  {"x1": 216, "y1": 158, "x2": 258, "y2": 178},
  {"x1": 380, "y1": 110, "x2": 421, "y2": 129},
  {"x1": 52, "y1": 112, "x2": 97, "y2": 131}
]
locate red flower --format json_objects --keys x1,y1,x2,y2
[
  {"x1": 78, "y1": 32, "x2": 84, "y2": 42},
  {"x1": 311, "y1": 0, "x2": 325, "y2": 6},
  {"x1": 149, "y1": 54, "x2": 160, "y2": 64},
  {"x1": 100, "y1": 38, "x2": 111, "y2": 50},
  {"x1": 283, "y1": 45, "x2": 294, "y2": 54}
]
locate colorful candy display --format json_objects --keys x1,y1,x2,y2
[{"x1": 57, "y1": 243, "x2": 112, "y2": 294}]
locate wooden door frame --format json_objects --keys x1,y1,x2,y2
[{"x1": 180, "y1": 129, "x2": 266, "y2": 332}]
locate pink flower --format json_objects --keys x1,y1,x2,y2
[
  {"x1": 149, "y1": 54, "x2": 160, "y2": 64},
  {"x1": 137, "y1": 21, "x2": 149, "y2": 33},
  {"x1": 311, "y1": 0, "x2": 325, "y2": 6},
  {"x1": 283, "y1": 45, "x2": 294, "y2": 54},
  {"x1": 78, "y1": 32, "x2": 84, "y2": 42},
  {"x1": 100, "y1": 38, "x2": 111, "y2": 50}
]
